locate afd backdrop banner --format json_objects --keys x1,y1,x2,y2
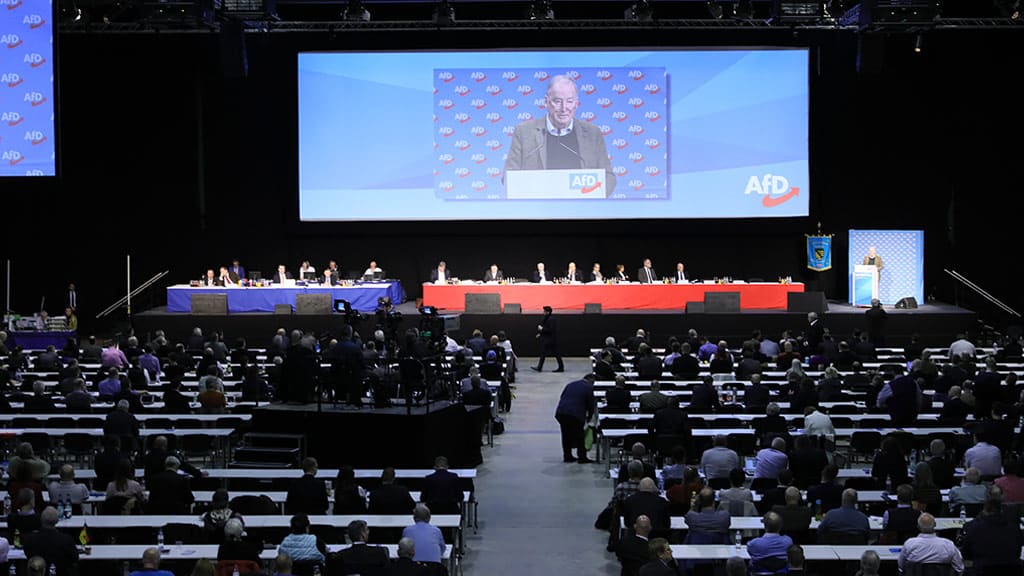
[
  {"x1": 433, "y1": 67, "x2": 668, "y2": 200},
  {"x1": 298, "y1": 49, "x2": 809, "y2": 221},
  {"x1": 0, "y1": 0, "x2": 56, "y2": 176},
  {"x1": 848, "y1": 229, "x2": 924, "y2": 306}
]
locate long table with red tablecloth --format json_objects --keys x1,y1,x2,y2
[{"x1": 421, "y1": 282, "x2": 804, "y2": 312}]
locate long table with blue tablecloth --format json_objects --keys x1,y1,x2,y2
[{"x1": 166, "y1": 283, "x2": 405, "y2": 313}]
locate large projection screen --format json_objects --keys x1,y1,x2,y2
[{"x1": 298, "y1": 49, "x2": 809, "y2": 221}]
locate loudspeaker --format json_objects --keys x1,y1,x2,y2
[
  {"x1": 465, "y1": 293, "x2": 501, "y2": 314},
  {"x1": 190, "y1": 293, "x2": 227, "y2": 315},
  {"x1": 584, "y1": 303, "x2": 602, "y2": 314},
  {"x1": 685, "y1": 302, "x2": 705, "y2": 314},
  {"x1": 503, "y1": 303, "x2": 522, "y2": 314},
  {"x1": 787, "y1": 292, "x2": 829, "y2": 314},
  {"x1": 274, "y1": 304, "x2": 293, "y2": 315},
  {"x1": 704, "y1": 292, "x2": 741, "y2": 314},
  {"x1": 295, "y1": 293, "x2": 333, "y2": 315},
  {"x1": 895, "y1": 296, "x2": 918, "y2": 309}
]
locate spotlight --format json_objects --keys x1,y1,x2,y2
[
  {"x1": 528, "y1": 0, "x2": 554, "y2": 20},
  {"x1": 73, "y1": 6, "x2": 83, "y2": 21},
  {"x1": 706, "y1": 0, "x2": 724, "y2": 18},
  {"x1": 626, "y1": 0, "x2": 654, "y2": 21},
  {"x1": 342, "y1": 0, "x2": 370, "y2": 21},
  {"x1": 913, "y1": 33, "x2": 923, "y2": 53}
]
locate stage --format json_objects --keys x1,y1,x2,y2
[
  {"x1": 133, "y1": 299, "x2": 978, "y2": 356},
  {"x1": 250, "y1": 401, "x2": 484, "y2": 469}
]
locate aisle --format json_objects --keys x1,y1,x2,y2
[{"x1": 461, "y1": 357, "x2": 620, "y2": 575}]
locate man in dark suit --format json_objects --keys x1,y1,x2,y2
[
  {"x1": 368, "y1": 468, "x2": 416, "y2": 515},
  {"x1": 925, "y1": 439, "x2": 956, "y2": 489},
  {"x1": 335, "y1": 519, "x2": 390, "y2": 576},
  {"x1": 668, "y1": 343, "x2": 700, "y2": 379},
  {"x1": 532, "y1": 305, "x2": 563, "y2": 372},
  {"x1": 429, "y1": 261, "x2": 451, "y2": 283},
  {"x1": 103, "y1": 399, "x2": 140, "y2": 451},
  {"x1": 218, "y1": 266, "x2": 239, "y2": 286},
  {"x1": 147, "y1": 456, "x2": 196, "y2": 515},
  {"x1": 272, "y1": 264, "x2": 293, "y2": 284},
  {"x1": 327, "y1": 324, "x2": 365, "y2": 406},
  {"x1": 286, "y1": 457, "x2": 329, "y2": 515},
  {"x1": 531, "y1": 262, "x2": 552, "y2": 283},
  {"x1": 939, "y1": 385, "x2": 972, "y2": 424},
  {"x1": 594, "y1": 351, "x2": 618, "y2": 381},
  {"x1": 637, "y1": 537, "x2": 680, "y2": 576},
  {"x1": 34, "y1": 345, "x2": 62, "y2": 371},
  {"x1": 24, "y1": 381, "x2": 57, "y2": 413},
  {"x1": 389, "y1": 538, "x2": 429, "y2": 576},
  {"x1": 503, "y1": 75, "x2": 617, "y2": 193},
  {"x1": 140, "y1": 435, "x2": 204, "y2": 483},
  {"x1": 420, "y1": 456, "x2": 463, "y2": 515},
  {"x1": 482, "y1": 264, "x2": 503, "y2": 283},
  {"x1": 635, "y1": 344, "x2": 664, "y2": 380},
  {"x1": 22, "y1": 507, "x2": 79, "y2": 576},
  {"x1": 744, "y1": 374, "x2": 772, "y2": 411},
  {"x1": 564, "y1": 262, "x2": 582, "y2": 283},
  {"x1": 229, "y1": 259, "x2": 246, "y2": 281},
  {"x1": 689, "y1": 377, "x2": 720, "y2": 412},
  {"x1": 804, "y1": 312, "x2": 824, "y2": 354},
  {"x1": 637, "y1": 259, "x2": 658, "y2": 284},
  {"x1": 789, "y1": 435, "x2": 829, "y2": 490},
  {"x1": 81, "y1": 335, "x2": 103, "y2": 363},
  {"x1": 806, "y1": 464, "x2": 844, "y2": 515},
  {"x1": 650, "y1": 397, "x2": 691, "y2": 447},
  {"x1": 616, "y1": 515, "x2": 653, "y2": 576},
  {"x1": 622, "y1": 479, "x2": 671, "y2": 536}
]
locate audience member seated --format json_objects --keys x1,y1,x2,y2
[
  {"x1": 807, "y1": 464, "x2": 844, "y2": 515},
  {"x1": 701, "y1": 435, "x2": 740, "y2": 483},
  {"x1": 147, "y1": 456, "x2": 195, "y2": 515},
  {"x1": 689, "y1": 377, "x2": 720, "y2": 413},
  {"x1": 743, "y1": 374, "x2": 771, "y2": 412},
  {"x1": 961, "y1": 494, "x2": 1024, "y2": 573},
  {"x1": 637, "y1": 537, "x2": 680, "y2": 576},
  {"x1": 6, "y1": 488, "x2": 41, "y2": 533},
  {"x1": 331, "y1": 519, "x2": 388, "y2": 576},
  {"x1": 369, "y1": 467, "x2": 416, "y2": 515},
  {"x1": 141, "y1": 435, "x2": 205, "y2": 483},
  {"x1": 754, "y1": 404, "x2": 789, "y2": 447},
  {"x1": 7, "y1": 442, "x2": 50, "y2": 483},
  {"x1": 286, "y1": 457, "x2": 329, "y2": 516},
  {"x1": 47, "y1": 464, "x2": 90, "y2": 513},
  {"x1": 925, "y1": 439, "x2": 957, "y2": 490},
  {"x1": 964, "y1": 432, "x2": 1003, "y2": 478},
  {"x1": 402, "y1": 504, "x2": 447, "y2": 567},
  {"x1": 871, "y1": 436, "x2": 909, "y2": 490},
  {"x1": 747, "y1": 511, "x2": 793, "y2": 574},
  {"x1": 23, "y1": 381, "x2": 56, "y2": 414},
  {"x1": 97, "y1": 367, "x2": 124, "y2": 398},
  {"x1": 877, "y1": 372, "x2": 924, "y2": 427},
  {"x1": 897, "y1": 513, "x2": 963, "y2": 574},
  {"x1": 754, "y1": 438, "x2": 789, "y2": 481},
  {"x1": 604, "y1": 376, "x2": 632, "y2": 414},
  {"x1": 665, "y1": 466, "x2": 703, "y2": 516},
  {"x1": 22, "y1": 507, "x2": 79, "y2": 576},
  {"x1": 638, "y1": 381, "x2": 670, "y2": 414},
  {"x1": 617, "y1": 444, "x2": 657, "y2": 486},
  {"x1": 911, "y1": 462, "x2": 943, "y2": 514},
  {"x1": 650, "y1": 396, "x2": 690, "y2": 447},
  {"x1": 771, "y1": 486, "x2": 813, "y2": 542},
  {"x1": 789, "y1": 435, "x2": 828, "y2": 490},
  {"x1": 686, "y1": 488, "x2": 731, "y2": 539},
  {"x1": 856, "y1": 550, "x2": 881, "y2": 576},
  {"x1": 161, "y1": 380, "x2": 194, "y2": 414},
  {"x1": 240, "y1": 365, "x2": 272, "y2": 402},
  {"x1": 882, "y1": 484, "x2": 921, "y2": 544},
  {"x1": 622, "y1": 478, "x2": 671, "y2": 538},
  {"x1": 199, "y1": 385, "x2": 228, "y2": 414},
  {"x1": 202, "y1": 489, "x2": 240, "y2": 545},
  {"x1": 818, "y1": 489, "x2": 870, "y2": 544},
  {"x1": 996, "y1": 455, "x2": 1024, "y2": 503},
  {"x1": 218, "y1": 518, "x2": 262, "y2": 564},
  {"x1": 420, "y1": 456, "x2": 463, "y2": 516},
  {"x1": 939, "y1": 385, "x2": 972, "y2": 425},
  {"x1": 332, "y1": 465, "x2": 368, "y2": 515},
  {"x1": 759, "y1": 469, "x2": 799, "y2": 514},
  {"x1": 669, "y1": 343, "x2": 700, "y2": 380},
  {"x1": 950, "y1": 467, "x2": 988, "y2": 514},
  {"x1": 64, "y1": 379, "x2": 94, "y2": 413},
  {"x1": 802, "y1": 406, "x2": 834, "y2": 438},
  {"x1": 719, "y1": 468, "x2": 755, "y2": 508},
  {"x1": 278, "y1": 513, "x2": 327, "y2": 567},
  {"x1": 128, "y1": 547, "x2": 174, "y2": 576},
  {"x1": 635, "y1": 344, "x2": 664, "y2": 380},
  {"x1": 104, "y1": 399, "x2": 141, "y2": 451},
  {"x1": 104, "y1": 457, "x2": 146, "y2": 514}
]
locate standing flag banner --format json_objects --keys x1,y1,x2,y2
[{"x1": 806, "y1": 233, "x2": 833, "y2": 272}]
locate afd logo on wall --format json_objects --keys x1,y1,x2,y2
[{"x1": 0, "y1": 0, "x2": 56, "y2": 176}]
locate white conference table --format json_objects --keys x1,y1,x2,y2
[
  {"x1": 667, "y1": 544, "x2": 1024, "y2": 561},
  {"x1": 0, "y1": 513, "x2": 463, "y2": 531},
  {"x1": 46, "y1": 468, "x2": 477, "y2": 482},
  {"x1": 6, "y1": 543, "x2": 451, "y2": 562},
  {"x1": 629, "y1": 515, "x2": 967, "y2": 532}
]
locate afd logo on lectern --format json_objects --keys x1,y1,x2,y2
[
  {"x1": 744, "y1": 173, "x2": 800, "y2": 208},
  {"x1": 568, "y1": 172, "x2": 602, "y2": 194}
]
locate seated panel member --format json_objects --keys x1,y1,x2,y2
[
  {"x1": 322, "y1": 268, "x2": 339, "y2": 286},
  {"x1": 483, "y1": 264, "x2": 503, "y2": 283},
  {"x1": 637, "y1": 258, "x2": 657, "y2": 284},
  {"x1": 565, "y1": 262, "x2": 582, "y2": 283},
  {"x1": 273, "y1": 264, "x2": 293, "y2": 284},
  {"x1": 532, "y1": 262, "x2": 552, "y2": 284},
  {"x1": 430, "y1": 261, "x2": 451, "y2": 284},
  {"x1": 615, "y1": 264, "x2": 629, "y2": 282},
  {"x1": 364, "y1": 261, "x2": 384, "y2": 279},
  {"x1": 201, "y1": 269, "x2": 217, "y2": 287},
  {"x1": 673, "y1": 262, "x2": 688, "y2": 284},
  {"x1": 218, "y1": 266, "x2": 238, "y2": 286},
  {"x1": 590, "y1": 263, "x2": 604, "y2": 283}
]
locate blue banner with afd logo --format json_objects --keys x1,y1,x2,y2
[{"x1": 806, "y1": 235, "x2": 832, "y2": 271}]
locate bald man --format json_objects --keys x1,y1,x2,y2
[{"x1": 898, "y1": 513, "x2": 963, "y2": 574}]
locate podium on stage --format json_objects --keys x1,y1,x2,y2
[
  {"x1": 505, "y1": 168, "x2": 609, "y2": 199},
  {"x1": 852, "y1": 264, "x2": 879, "y2": 307}
]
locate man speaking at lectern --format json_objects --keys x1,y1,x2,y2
[{"x1": 504, "y1": 75, "x2": 617, "y2": 194}]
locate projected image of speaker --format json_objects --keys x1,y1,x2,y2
[
  {"x1": 895, "y1": 296, "x2": 918, "y2": 309},
  {"x1": 704, "y1": 292, "x2": 740, "y2": 313}
]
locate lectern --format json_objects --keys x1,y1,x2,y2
[{"x1": 852, "y1": 264, "x2": 879, "y2": 307}]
